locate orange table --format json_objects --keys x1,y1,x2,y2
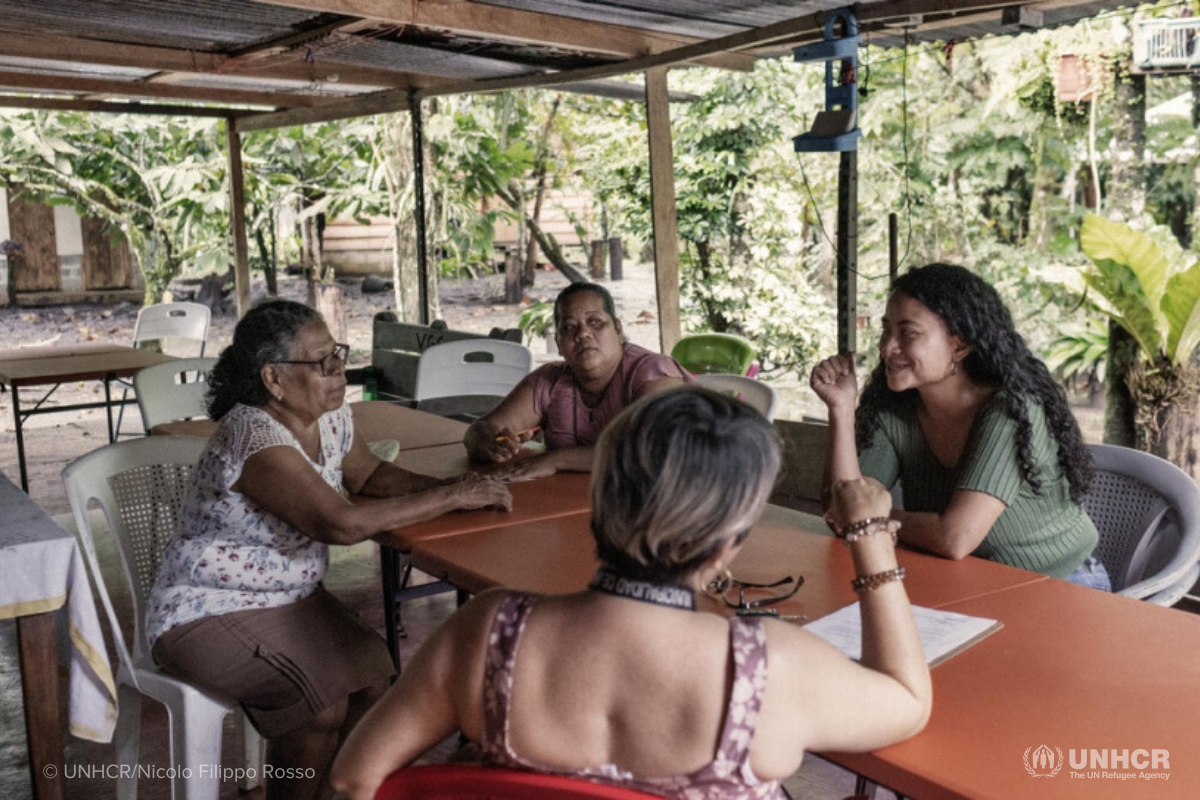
[
  {"x1": 408, "y1": 506, "x2": 1048, "y2": 616},
  {"x1": 826, "y1": 579, "x2": 1200, "y2": 799},
  {"x1": 409, "y1": 511, "x2": 1200, "y2": 797},
  {"x1": 386, "y1": 472, "x2": 592, "y2": 549},
  {"x1": 0, "y1": 343, "x2": 176, "y2": 490},
  {"x1": 380, "y1": 436, "x2": 591, "y2": 668}
]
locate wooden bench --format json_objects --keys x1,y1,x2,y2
[
  {"x1": 370, "y1": 312, "x2": 521, "y2": 405},
  {"x1": 769, "y1": 418, "x2": 828, "y2": 516}
]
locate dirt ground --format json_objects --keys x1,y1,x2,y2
[{"x1": 0, "y1": 263, "x2": 672, "y2": 516}]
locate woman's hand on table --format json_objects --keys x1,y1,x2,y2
[
  {"x1": 482, "y1": 426, "x2": 536, "y2": 464},
  {"x1": 809, "y1": 354, "x2": 858, "y2": 416},
  {"x1": 446, "y1": 474, "x2": 513, "y2": 512},
  {"x1": 491, "y1": 451, "x2": 559, "y2": 482}
]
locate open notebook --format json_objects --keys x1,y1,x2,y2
[{"x1": 804, "y1": 603, "x2": 1002, "y2": 667}]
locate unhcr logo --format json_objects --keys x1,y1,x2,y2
[{"x1": 1024, "y1": 745, "x2": 1065, "y2": 777}]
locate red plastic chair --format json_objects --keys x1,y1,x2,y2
[{"x1": 375, "y1": 764, "x2": 665, "y2": 799}]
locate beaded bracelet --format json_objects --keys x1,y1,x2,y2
[
  {"x1": 851, "y1": 566, "x2": 906, "y2": 594},
  {"x1": 843, "y1": 519, "x2": 901, "y2": 545},
  {"x1": 836, "y1": 516, "x2": 890, "y2": 540}
]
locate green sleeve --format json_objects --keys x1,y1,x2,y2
[
  {"x1": 958, "y1": 400, "x2": 1024, "y2": 504},
  {"x1": 859, "y1": 417, "x2": 901, "y2": 490}
]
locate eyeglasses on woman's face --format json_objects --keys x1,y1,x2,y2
[
  {"x1": 273, "y1": 343, "x2": 350, "y2": 377},
  {"x1": 704, "y1": 573, "x2": 805, "y2": 618}
]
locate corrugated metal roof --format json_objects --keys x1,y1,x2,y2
[{"x1": 0, "y1": 1, "x2": 1137, "y2": 126}]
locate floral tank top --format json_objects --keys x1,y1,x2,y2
[{"x1": 481, "y1": 592, "x2": 786, "y2": 799}]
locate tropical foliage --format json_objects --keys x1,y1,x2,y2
[
  {"x1": 0, "y1": 2, "x2": 1195, "y2": 400},
  {"x1": 1076, "y1": 214, "x2": 1200, "y2": 456}
]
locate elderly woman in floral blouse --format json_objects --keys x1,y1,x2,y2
[{"x1": 146, "y1": 300, "x2": 510, "y2": 800}]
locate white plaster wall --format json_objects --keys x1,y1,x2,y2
[
  {"x1": 54, "y1": 205, "x2": 83, "y2": 256},
  {"x1": 0, "y1": 187, "x2": 9, "y2": 305}
]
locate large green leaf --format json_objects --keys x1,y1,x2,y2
[
  {"x1": 1081, "y1": 261, "x2": 1162, "y2": 358},
  {"x1": 1164, "y1": 261, "x2": 1200, "y2": 364},
  {"x1": 1079, "y1": 214, "x2": 1170, "y2": 322}
]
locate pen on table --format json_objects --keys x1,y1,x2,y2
[{"x1": 495, "y1": 426, "x2": 540, "y2": 443}]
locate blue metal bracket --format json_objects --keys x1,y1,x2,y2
[{"x1": 793, "y1": 8, "x2": 861, "y2": 153}]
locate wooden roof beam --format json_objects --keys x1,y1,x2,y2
[
  {"x1": 256, "y1": 0, "x2": 755, "y2": 71},
  {"x1": 237, "y1": 88, "x2": 412, "y2": 131},
  {"x1": 0, "y1": 94, "x2": 252, "y2": 118},
  {"x1": 0, "y1": 33, "x2": 226, "y2": 73},
  {"x1": 0, "y1": 70, "x2": 329, "y2": 109},
  {"x1": 238, "y1": 9, "x2": 827, "y2": 130}
]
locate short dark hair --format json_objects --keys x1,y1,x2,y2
[
  {"x1": 206, "y1": 300, "x2": 323, "y2": 420},
  {"x1": 591, "y1": 386, "x2": 781, "y2": 582},
  {"x1": 553, "y1": 282, "x2": 618, "y2": 330}
]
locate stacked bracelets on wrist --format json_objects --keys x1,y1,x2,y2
[
  {"x1": 851, "y1": 566, "x2": 906, "y2": 594},
  {"x1": 835, "y1": 516, "x2": 900, "y2": 545}
]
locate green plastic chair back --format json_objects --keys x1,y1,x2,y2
[{"x1": 670, "y1": 333, "x2": 756, "y2": 376}]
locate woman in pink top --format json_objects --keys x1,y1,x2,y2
[
  {"x1": 464, "y1": 282, "x2": 691, "y2": 479},
  {"x1": 332, "y1": 387, "x2": 931, "y2": 799}
]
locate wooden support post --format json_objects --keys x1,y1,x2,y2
[
  {"x1": 645, "y1": 67, "x2": 681, "y2": 354},
  {"x1": 609, "y1": 237, "x2": 623, "y2": 281},
  {"x1": 19, "y1": 613, "x2": 64, "y2": 800},
  {"x1": 225, "y1": 118, "x2": 251, "y2": 319},
  {"x1": 590, "y1": 240, "x2": 605, "y2": 280},
  {"x1": 504, "y1": 249, "x2": 522, "y2": 304}
]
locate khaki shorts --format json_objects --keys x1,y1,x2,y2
[{"x1": 152, "y1": 586, "x2": 394, "y2": 737}]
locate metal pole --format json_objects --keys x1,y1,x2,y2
[
  {"x1": 410, "y1": 90, "x2": 430, "y2": 325},
  {"x1": 888, "y1": 211, "x2": 899, "y2": 284},
  {"x1": 836, "y1": 149, "x2": 858, "y2": 355}
]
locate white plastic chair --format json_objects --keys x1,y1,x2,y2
[
  {"x1": 63, "y1": 436, "x2": 263, "y2": 800},
  {"x1": 133, "y1": 357, "x2": 216, "y2": 435},
  {"x1": 413, "y1": 339, "x2": 533, "y2": 420},
  {"x1": 117, "y1": 302, "x2": 212, "y2": 437},
  {"x1": 694, "y1": 373, "x2": 779, "y2": 421},
  {"x1": 1083, "y1": 444, "x2": 1200, "y2": 605}
]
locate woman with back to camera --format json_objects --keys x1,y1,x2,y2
[
  {"x1": 463, "y1": 282, "x2": 692, "y2": 479},
  {"x1": 810, "y1": 262, "x2": 1108, "y2": 589},
  {"x1": 331, "y1": 386, "x2": 931, "y2": 799},
  {"x1": 146, "y1": 300, "x2": 511, "y2": 800}
]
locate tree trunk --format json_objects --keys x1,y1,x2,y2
[
  {"x1": 314, "y1": 282, "x2": 347, "y2": 344},
  {"x1": 497, "y1": 182, "x2": 584, "y2": 280},
  {"x1": 1154, "y1": 401, "x2": 1200, "y2": 479},
  {"x1": 254, "y1": 227, "x2": 277, "y2": 296},
  {"x1": 525, "y1": 94, "x2": 564, "y2": 284},
  {"x1": 1107, "y1": 66, "x2": 1146, "y2": 223},
  {"x1": 1127, "y1": 359, "x2": 1200, "y2": 480},
  {"x1": 1103, "y1": 322, "x2": 1138, "y2": 447},
  {"x1": 1192, "y1": 72, "x2": 1199, "y2": 250}
]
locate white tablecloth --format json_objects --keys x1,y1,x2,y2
[{"x1": 0, "y1": 474, "x2": 116, "y2": 742}]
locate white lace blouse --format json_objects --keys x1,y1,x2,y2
[{"x1": 146, "y1": 402, "x2": 354, "y2": 646}]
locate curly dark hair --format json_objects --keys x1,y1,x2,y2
[
  {"x1": 856, "y1": 263, "x2": 1091, "y2": 501},
  {"x1": 206, "y1": 299, "x2": 323, "y2": 420}
]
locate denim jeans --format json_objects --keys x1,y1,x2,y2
[{"x1": 1065, "y1": 555, "x2": 1112, "y2": 592}]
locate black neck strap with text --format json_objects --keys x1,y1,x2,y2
[{"x1": 588, "y1": 565, "x2": 696, "y2": 611}]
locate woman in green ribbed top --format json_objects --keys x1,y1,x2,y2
[{"x1": 809, "y1": 263, "x2": 1110, "y2": 589}]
